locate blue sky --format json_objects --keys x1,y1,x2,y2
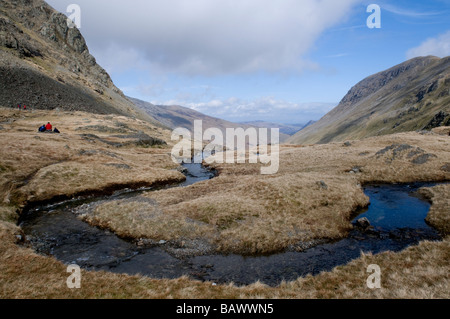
[{"x1": 47, "y1": 0, "x2": 450, "y2": 124}]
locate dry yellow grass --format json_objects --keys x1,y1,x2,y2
[
  {"x1": 419, "y1": 184, "x2": 450, "y2": 235},
  {"x1": 0, "y1": 107, "x2": 449, "y2": 299},
  {"x1": 0, "y1": 108, "x2": 184, "y2": 206},
  {"x1": 86, "y1": 128, "x2": 449, "y2": 254},
  {"x1": 86, "y1": 172, "x2": 369, "y2": 254},
  {"x1": 82, "y1": 197, "x2": 213, "y2": 241}
]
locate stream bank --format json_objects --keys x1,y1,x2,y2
[{"x1": 18, "y1": 166, "x2": 444, "y2": 287}]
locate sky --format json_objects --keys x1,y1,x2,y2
[{"x1": 46, "y1": 0, "x2": 450, "y2": 124}]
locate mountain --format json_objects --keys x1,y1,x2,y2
[
  {"x1": 295, "y1": 120, "x2": 316, "y2": 132},
  {"x1": 129, "y1": 97, "x2": 291, "y2": 142},
  {"x1": 288, "y1": 56, "x2": 450, "y2": 145},
  {"x1": 0, "y1": 0, "x2": 160, "y2": 125},
  {"x1": 238, "y1": 121, "x2": 313, "y2": 136},
  {"x1": 129, "y1": 96, "x2": 243, "y2": 132}
]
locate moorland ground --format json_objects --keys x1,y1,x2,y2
[{"x1": 0, "y1": 107, "x2": 449, "y2": 298}]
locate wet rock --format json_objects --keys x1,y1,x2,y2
[
  {"x1": 365, "y1": 228, "x2": 380, "y2": 237},
  {"x1": 177, "y1": 166, "x2": 188, "y2": 174},
  {"x1": 355, "y1": 217, "x2": 371, "y2": 229}
]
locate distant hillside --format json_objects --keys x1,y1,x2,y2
[
  {"x1": 239, "y1": 121, "x2": 314, "y2": 136},
  {"x1": 0, "y1": 0, "x2": 160, "y2": 125},
  {"x1": 129, "y1": 97, "x2": 291, "y2": 142},
  {"x1": 288, "y1": 56, "x2": 450, "y2": 144}
]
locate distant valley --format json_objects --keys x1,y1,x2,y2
[
  {"x1": 238, "y1": 120, "x2": 316, "y2": 136},
  {"x1": 129, "y1": 96, "x2": 293, "y2": 142}
]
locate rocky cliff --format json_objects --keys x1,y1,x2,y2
[
  {"x1": 288, "y1": 56, "x2": 450, "y2": 144},
  {"x1": 0, "y1": 0, "x2": 159, "y2": 124}
]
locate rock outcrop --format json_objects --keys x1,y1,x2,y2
[
  {"x1": 0, "y1": 0, "x2": 161, "y2": 125},
  {"x1": 422, "y1": 111, "x2": 450, "y2": 130}
]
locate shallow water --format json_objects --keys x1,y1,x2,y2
[
  {"x1": 179, "y1": 163, "x2": 217, "y2": 187},
  {"x1": 18, "y1": 170, "x2": 443, "y2": 287},
  {"x1": 356, "y1": 183, "x2": 433, "y2": 230}
]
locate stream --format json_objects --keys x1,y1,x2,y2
[{"x1": 18, "y1": 165, "x2": 443, "y2": 287}]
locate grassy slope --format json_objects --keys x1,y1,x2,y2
[{"x1": 288, "y1": 56, "x2": 450, "y2": 145}]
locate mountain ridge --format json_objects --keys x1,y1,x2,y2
[
  {"x1": 129, "y1": 96, "x2": 291, "y2": 142},
  {"x1": 288, "y1": 56, "x2": 450, "y2": 144}
]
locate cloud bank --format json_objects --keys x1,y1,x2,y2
[
  {"x1": 48, "y1": 0, "x2": 360, "y2": 76},
  {"x1": 155, "y1": 97, "x2": 336, "y2": 124},
  {"x1": 407, "y1": 30, "x2": 450, "y2": 59}
]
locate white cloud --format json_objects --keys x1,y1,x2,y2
[
  {"x1": 158, "y1": 96, "x2": 336, "y2": 123},
  {"x1": 406, "y1": 30, "x2": 450, "y2": 59},
  {"x1": 383, "y1": 4, "x2": 443, "y2": 18},
  {"x1": 47, "y1": 0, "x2": 360, "y2": 76}
]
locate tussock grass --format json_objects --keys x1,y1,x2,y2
[
  {"x1": 419, "y1": 184, "x2": 450, "y2": 235},
  {"x1": 137, "y1": 173, "x2": 369, "y2": 254},
  {"x1": 0, "y1": 205, "x2": 17, "y2": 223},
  {"x1": 88, "y1": 128, "x2": 448, "y2": 255},
  {"x1": 82, "y1": 198, "x2": 213, "y2": 240},
  {"x1": 0, "y1": 108, "x2": 184, "y2": 206},
  {"x1": 0, "y1": 107, "x2": 449, "y2": 299}
]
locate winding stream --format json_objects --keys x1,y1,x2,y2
[{"x1": 18, "y1": 165, "x2": 443, "y2": 287}]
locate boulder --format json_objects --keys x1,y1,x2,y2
[{"x1": 355, "y1": 217, "x2": 371, "y2": 229}]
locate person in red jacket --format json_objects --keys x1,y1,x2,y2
[{"x1": 45, "y1": 122, "x2": 53, "y2": 132}]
